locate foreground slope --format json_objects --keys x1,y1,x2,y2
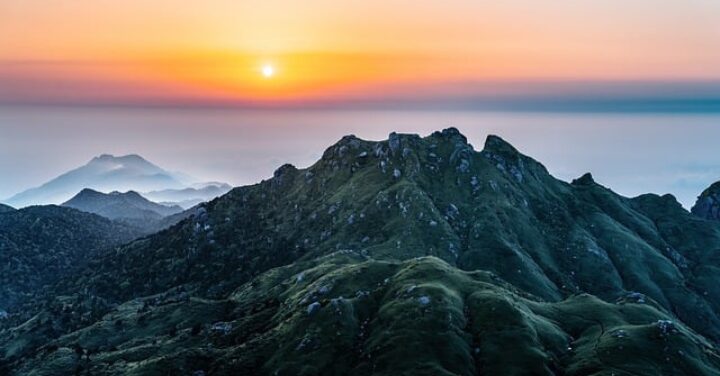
[{"x1": 2, "y1": 128, "x2": 720, "y2": 375}]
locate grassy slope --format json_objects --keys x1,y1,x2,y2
[{"x1": 7, "y1": 255, "x2": 720, "y2": 375}]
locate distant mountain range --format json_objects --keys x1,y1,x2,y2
[
  {"x1": 143, "y1": 182, "x2": 232, "y2": 209},
  {"x1": 4, "y1": 128, "x2": 720, "y2": 375},
  {"x1": 62, "y1": 188, "x2": 183, "y2": 224},
  {"x1": 3, "y1": 154, "x2": 231, "y2": 209},
  {"x1": 60, "y1": 189, "x2": 202, "y2": 234}
]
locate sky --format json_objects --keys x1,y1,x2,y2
[
  {"x1": 1, "y1": 0, "x2": 720, "y2": 106},
  {"x1": 1, "y1": 107, "x2": 720, "y2": 209}
]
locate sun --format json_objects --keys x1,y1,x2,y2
[{"x1": 261, "y1": 64, "x2": 274, "y2": 78}]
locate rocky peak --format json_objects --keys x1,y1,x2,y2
[
  {"x1": 274, "y1": 163, "x2": 298, "y2": 178},
  {"x1": 387, "y1": 132, "x2": 423, "y2": 155},
  {"x1": 270, "y1": 163, "x2": 300, "y2": 189},
  {"x1": 660, "y1": 193, "x2": 683, "y2": 208},
  {"x1": 691, "y1": 181, "x2": 720, "y2": 220},
  {"x1": 483, "y1": 135, "x2": 519, "y2": 156},
  {"x1": 480, "y1": 134, "x2": 544, "y2": 184},
  {"x1": 432, "y1": 127, "x2": 469, "y2": 145},
  {"x1": 572, "y1": 173, "x2": 596, "y2": 186},
  {"x1": 76, "y1": 188, "x2": 105, "y2": 197},
  {"x1": 322, "y1": 135, "x2": 365, "y2": 161}
]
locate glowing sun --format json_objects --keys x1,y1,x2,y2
[{"x1": 261, "y1": 64, "x2": 274, "y2": 78}]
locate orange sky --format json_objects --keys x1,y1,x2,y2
[{"x1": 1, "y1": 0, "x2": 720, "y2": 105}]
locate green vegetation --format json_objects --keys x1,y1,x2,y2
[
  {"x1": 2, "y1": 128, "x2": 720, "y2": 375},
  {"x1": 0, "y1": 205, "x2": 143, "y2": 316}
]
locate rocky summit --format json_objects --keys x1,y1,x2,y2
[
  {"x1": 2, "y1": 128, "x2": 720, "y2": 375},
  {"x1": 692, "y1": 181, "x2": 720, "y2": 221}
]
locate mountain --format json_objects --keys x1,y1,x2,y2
[
  {"x1": 143, "y1": 182, "x2": 233, "y2": 209},
  {"x1": 3, "y1": 128, "x2": 720, "y2": 375},
  {"x1": 0, "y1": 204, "x2": 14, "y2": 213},
  {"x1": 63, "y1": 189, "x2": 183, "y2": 222},
  {"x1": 691, "y1": 181, "x2": 720, "y2": 220},
  {"x1": 62, "y1": 188, "x2": 189, "y2": 233},
  {"x1": 4, "y1": 154, "x2": 187, "y2": 208},
  {"x1": 0, "y1": 205, "x2": 143, "y2": 315}
]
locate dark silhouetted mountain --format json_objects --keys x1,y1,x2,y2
[
  {"x1": 4, "y1": 154, "x2": 187, "y2": 208},
  {"x1": 63, "y1": 189, "x2": 183, "y2": 221},
  {"x1": 61, "y1": 189, "x2": 192, "y2": 234},
  {"x1": 0, "y1": 204, "x2": 14, "y2": 213},
  {"x1": 692, "y1": 181, "x2": 720, "y2": 220},
  {"x1": 3, "y1": 129, "x2": 720, "y2": 375},
  {"x1": 143, "y1": 182, "x2": 232, "y2": 209},
  {"x1": 0, "y1": 205, "x2": 142, "y2": 314}
]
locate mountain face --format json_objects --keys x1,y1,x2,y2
[
  {"x1": 0, "y1": 204, "x2": 14, "y2": 213},
  {"x1": 3, "y1": 128, "x2": 720, "y2": 375},
  {"x1": 0, "y1": 205, "x2": 142, "y2": 315},
  {"x1": 4, "y1": 154, "x2": 187, "y2": 208},
  {"x1": 692, "y1": 181, "x2": 720, "y2": 220},
  {"x1": 63, "y1": 188, "x2": 183, "y2": 222},
  {"x1": 143, "y1": 183, "x2": 233, "y2": 209}
]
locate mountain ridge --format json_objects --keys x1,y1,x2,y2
[
  {"x1": 4, "y1": 154, "x2": 232, "y2": 209},
  {"x1": 143, "y1": 183, "x2": 232, "y2": 209},
  {"x1": 63, "y1": 188, "x2": 183, "y2": 219},
  {"x1": 3, "y1": 128, "x2": 720, "y2": 375}
]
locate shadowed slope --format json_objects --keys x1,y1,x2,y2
[{"x1": 0, "y1": 205, "x2": 143, "y2": 312}]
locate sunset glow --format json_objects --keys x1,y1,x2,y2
[{"x1": 1, "y1": 0, "x2": 720, "y2": 106}]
